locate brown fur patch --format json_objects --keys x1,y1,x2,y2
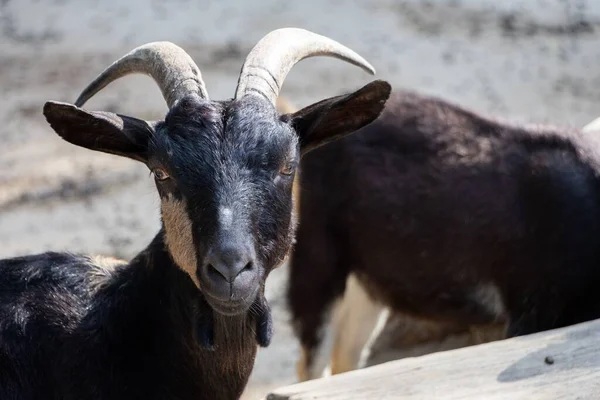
[
  {"x1": 330, "y1": 274, "x2": 385, "y2": 376},
  {"x1": 367, "y1": 313, "x2": 507, "y2": 367},
  {"x1": 292, "y1": 175, "x2": 301, "y2": 222},
  {"x1": 382, "y1": 314, "x2": 472, "y2": 348},
  {"x1": 161, "y1": 196, "x2": 200, "y2": 288},
  {"x1": 467, "y1": 323, "x2": 507, "y2": 345},
  {"x1": 276, "y1": 96, "x2": 297, "y2": 115},
  {"x1": 296, "y1": 344, "x2": 312, "y2": 382},
  {"x1": 89, "y1": 255, "x2": 127, "y2": 270},
  {"x1": 276, "y1": 95, "x2": 301, "y2": 224},
  {"x1": 86, "y1": 255, "x2": 127, "y2": 291}
]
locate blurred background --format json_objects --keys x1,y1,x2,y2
[{"x1": 1, "y1": 0, "x2": 599, "y2": 398}]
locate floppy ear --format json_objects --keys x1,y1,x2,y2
[
  {"x1": 43, "y1": 101, "x2": 154, "y2": 163},
  {"x1": 285, "y1": 80, "x2": 391, "y2": 154}
]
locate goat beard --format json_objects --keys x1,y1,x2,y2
[{"x1": 194, "y1": 293, "x2": 273, "y2": 350}]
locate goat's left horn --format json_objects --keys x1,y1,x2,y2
[
  {"x1": 234, "y1": 28, "x2": 375, "y2": 105},
  {"x1": 75, "y1": 42, "x2": 208, "y2": 109}
]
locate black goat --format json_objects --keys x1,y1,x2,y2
[
  {"x1": 287, "y1": 88, "x2": 600, "y2": 380},
  {"x1": 0, "y1": 28, "x2": 391, "y2": 400}
]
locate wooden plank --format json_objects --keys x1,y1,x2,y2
[{"x1": 265, "y1": 319, "x2": 600, "y2": 400}]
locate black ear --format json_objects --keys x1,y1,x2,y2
[
  {"x1": 43, "y1": 101, "x2": 154, "y2": 162},
  {"x1": 286, "y1": 80, "x2": 391, "y2": 154}
]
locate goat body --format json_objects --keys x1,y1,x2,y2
[
  {"x1": 288, "y1": 89, "x2": 600, "y2": 377},
  {"x1": 0, "y1": 243, "x2": 257, "y2": 399}
]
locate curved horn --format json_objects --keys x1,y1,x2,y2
[
  {"x1": 75, "y1": 42, "x2": 208, "y2": 109},
  {"x1": 234, "y1": 28, "x2": 375, "y2": 105}
]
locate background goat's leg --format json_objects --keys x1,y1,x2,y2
[
  {"x1": 288, "y1": 230, "x2": 349, "y2": 381},
  {"x1": 330, "y1": 273, "x2": 387, "y2": 375}
]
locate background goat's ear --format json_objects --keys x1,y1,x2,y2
[
  {"x1": 43, "y1": 101, "x2": 153, "y2": 163},
  {"x1": 286, "y1": 80, "x2": 391, "y2": 154}
]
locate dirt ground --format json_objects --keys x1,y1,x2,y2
[{"x1": 1, "y1": 0, "x2": 600, "y2": 398}]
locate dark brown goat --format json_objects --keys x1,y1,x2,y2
[{"x1": 287, "y1": 89, "x2": 600, "y2": 379}]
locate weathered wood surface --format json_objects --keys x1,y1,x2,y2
[{"x1": 265, "y1": 319, "x2": 600, "y2": 399}]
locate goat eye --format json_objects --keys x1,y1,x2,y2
[
  {"x1": 279, "y1": 162, "x2": 295, "y2": 176},
  {"x1": 152, "y1": 168, "x2": 170, "y2": 181}
]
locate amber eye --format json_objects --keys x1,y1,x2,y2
[
  {"x1": 152, "y1": 168, "x2": 170, "y2": 181},
  {"x1": 280, "y1": 162, "x2": 295, "y2": 176}
]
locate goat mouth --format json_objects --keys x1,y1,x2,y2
[{"x1": 204, "y1": 288, "x2": 258, "y2": 317}]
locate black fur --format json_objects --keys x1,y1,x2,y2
[
  {"x1": 0, "y1": 79, "x2": 390, "y2": 399},
  {"x1": 0, "y1": 237, "x2": 261, "y2": 399},
  {"x1": 288, "y1": 89, "x2": 600, "y2": 368}
]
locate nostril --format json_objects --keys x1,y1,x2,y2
[
  {"x1": 207, "y1": 264, "x2": 227, "y2": 281},
  {"x1": 204, "y1": 247, "x2": 256, "y2": 284},
  {"x1": 242, "y1": 261, "x2": 253, "y2": 273}
]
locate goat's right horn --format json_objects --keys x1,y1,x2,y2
[
  {"x1": 234, "y1": 28, "x2": 375, "y2": 106},
  {"x1": 75, "y1": 42, "x2": 208, "y2": 109}
]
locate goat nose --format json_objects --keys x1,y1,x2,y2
[{"x1": 206, "y1": 246, "x2": 254, "y2": 283}]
